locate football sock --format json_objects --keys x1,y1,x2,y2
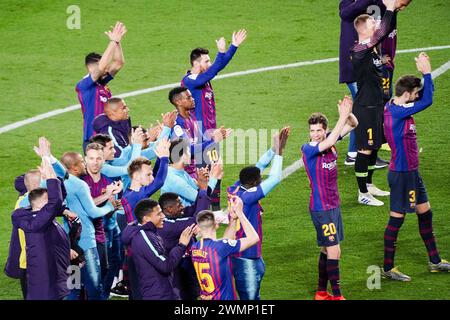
[
  {"x1": 383, "y1": 215, "x2": 405, "y2": 272},
  {"x1": 355, "y1": 152, "x2": 370, "y2": 193},
  {"x1": 318, "y1": 252, "x2": 328, "y2": 291},
  {"x1": 326, "y1": 259, "x2": 341, "y2": 297},
  {"x1": 367, "y1": 150, "x2": 378, "y2": 184},
  {"x1": 418, "y1": 210, "x2": 441, "y2": 264}
]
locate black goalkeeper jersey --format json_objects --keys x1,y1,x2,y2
[{"x1": 351, "y1": 10, "x2": 395, "y2": 107}]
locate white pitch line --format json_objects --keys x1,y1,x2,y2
[
  {"x1": 280, "y1": 59, "x2": 450, "y2": 180},
  {"x1": 1, "y1": 45, "x2": 450, "y2": 135}
]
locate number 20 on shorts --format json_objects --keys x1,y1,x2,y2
[{"x1": 322, "y1": 223, "x2": 337, "y2": 237}]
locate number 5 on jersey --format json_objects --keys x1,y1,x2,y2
[{"x1": 193, "y1": 262, "x2": 215, "y2": 294}]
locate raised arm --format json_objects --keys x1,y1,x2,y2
[
  {"x1": 318, "y1": 96, "x2": 353, "y2": 152},
  {"x1": 230, "y1": 196, "x2": 259, "y2": 252},
  {"x1": 391, "y1": 53, "x2": 434, "y2": 119},
  {"x1": 352, "y1": 1, "x2": 396, "y2": 52},
  {"x1": 260, "y1": 127, "x2": 290, "y2": 195},
  {"x1": 182, "y1": 30, "x2": 246, "y2": 88},
  {"x1": 14, "y1": 161, "x2": 64, "y2": 232},
  {"x1": 107, "y1": 23, "x2": 127, "y2": 77}
]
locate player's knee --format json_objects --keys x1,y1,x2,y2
[
  {"x1": 416, "y1": 202, "x2": 431, "y2": 214},
  {"x1": 390, "y1": 211, "x2": 405, "y2": 218}
]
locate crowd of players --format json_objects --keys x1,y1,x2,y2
[{"x1": 5, "y1": 0, "x2": 449, "y2": 301}]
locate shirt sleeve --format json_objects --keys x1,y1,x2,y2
[
  {"x1": 301, "y1": 142, "x2": 321, "y2": 159},
  {"x1": 255, "y1": 148, "x2": 276, "y2": 172},
  {"x1": 76, "y1": 74, "x2": 95, "y2": 91},
  {"x1": 166, "y1": 174, "x2": 198, "y2": 204},
  {"x1": 76, "y1": 180, "x2": 114, "y2": 218},
  {"x1": 217, "y1": 239, "x2": 241, "y2": 257},
  {"x1": 260, "y1": 154, "x2": 283, "y2": 196},
  {"x1": 139, "y1": 157, "x2": 169, "y2": 198},
  {"x1": 136, "y1": 232, "x2": 186, "y2": 275}
]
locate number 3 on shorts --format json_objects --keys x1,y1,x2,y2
[
  {"x1": 322, "y1": 223, "x2": 337, "y2": 237},
  {"x1": 409, "y1": 190, "x2": 416, "y2": 203}
]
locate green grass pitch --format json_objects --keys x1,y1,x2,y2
[{"x1": 0, "y1": 0, "x2": 449, "y2": 300}]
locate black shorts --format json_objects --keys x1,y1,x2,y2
[
  {"x1": 388, "y1": 170, "x2": 429, "y2": 214},
  {"x1": 310, "y1": 207, "x2": 344, "y2": 247},
  {"x1": 353, "y1": 104, "x2": 384, "y2": 150}
]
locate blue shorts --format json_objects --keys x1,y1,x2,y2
[
  {"x1": 310, "y1": 207, "x2": 344, "y2": 247},
  {"x1": 388, "y1": 170, "x2": 428, "y2": 214}
]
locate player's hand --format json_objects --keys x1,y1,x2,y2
[
  {"x1": 216, "y1": 37, "x2": 227, "y2": 53},
  {"x1": 130, "y1": 126, "x2": 146, "y2": 145},
  {"x1": 383, "y1": 0, "x2": 397, "y2": 11},
  {"x1": 192, "y1": 225, "x2": 201, "y2": 236},
  {"x1": 162, "y1": 111, "x2": 177, "y2": 128},
  {"x1": 196, "y1": 167, "x2": 209, "y2": 190},
  {"x1": 415, "y1": 52, "x2": 431, "y2": 74},
  {"x1": 212, "y1": 126, "x2": 232, "y2": 143},
  {"x1": 155, "y1": 137, "x2": 170, "y2": 158},
  {"x1": 338, "y1": 95, "x2": 353, "y2": 118},
  {"x1": 105, "y1": 22, "x2": 127, "y2": 43},
  {"x1": 147, "y1": 123, "x2": 163, "y2": 142},
  {"x1": 70, "y1": 249, "x2": 79, "y2": 260},
  {"x1": 179, "y1": 224, "x2": 195, "y2": 246},
  {"x1": 232, "y1": 29, "x2": 247, "y2": 47},
  {"x1": 111, "y1": 180, "x2": 123, "y2": 195},
  {"x1": 210, "y1": 158, "x2": 224, "y2": 180},
  {"x1": 381, "y1": 54, "x2": 391, "y2": 65},
  {"x1": 38, "y1": 156, "x2": 56, "y2": 180},
  {"x1": 229, "y1": 195, "x2": 244, "y2": 217},
  {"x1": 63, "y1": 210, "x2": 78, "y2": 221},
  {"x1": 278, "y1": 126, "x2": 291, "y2": 155}
]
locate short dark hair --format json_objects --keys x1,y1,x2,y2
[
  {"x1": 29, "y1": 188, "x2": 48, "y2": 207},
  {"x1": 105, "y1": 97, "x2": 124, "y2": 110},
  {"x1": 395, "y1": 75, "x2": 422, "y2": 97},
  {"x1": 308, "y1": 113, "x2": 328, "y2": 130},
  {"x1": 85, "y1": 142, "x2": 104, "y2": 154},
  {"x1": 196, "y1": 210, "x2": 215, "y2": 226},
  {"x1": 354, "y1": 14, "x2": 371, "y2": 30},
  {"x1": 159, "y1": 192, "x2": 179, "y2": 210},
  {"x1": 168, "y1": 87, "x2": 188, "y2": 106},
  {"x1": 190, "y1": 48, "x2": 209, "y2": 66},
  {"x1": 85, "y1": 52, "x2": 102, "y2": 65},
  {"x1": 239, "y1": 166, "x2": 261, "y2": 186},
  {"x1": 128, "y1": 157, "x2": 152, "y2": 178},
  {"x1": 134, "y1": 199, "x2": 159, "y2": 224},
  {"x1": 89, "y1": 134, "x2": 112, "y2": 147},
  {"x1": 169, "y1": 138, "x2": 190, "y2": 164}
]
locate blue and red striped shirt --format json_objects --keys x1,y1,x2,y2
[
  {"x1": 171, "y1": 114, "x2": 215, "y2": 177},
  {"x1": 80, "y1": 173, "x2": 112, "y2": 244},
  {"x1": 384, "y1": 74, "x2": 434, "y2": 172},
  {"x1": 302, "y1": 142, "x2": 340, "y2": 212},
  {"x1": 227, "y1": 183, "x2": 265, "y2": 259},
  {"x1": 190, "y1": 238, "x2": 241, "y2": 300},
  {"x1": 76, "y1": 73, "x2": 113, "y2": 143},
  {"x1": 181, "y1": 45, "x2": 237, "y2": 136}
]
